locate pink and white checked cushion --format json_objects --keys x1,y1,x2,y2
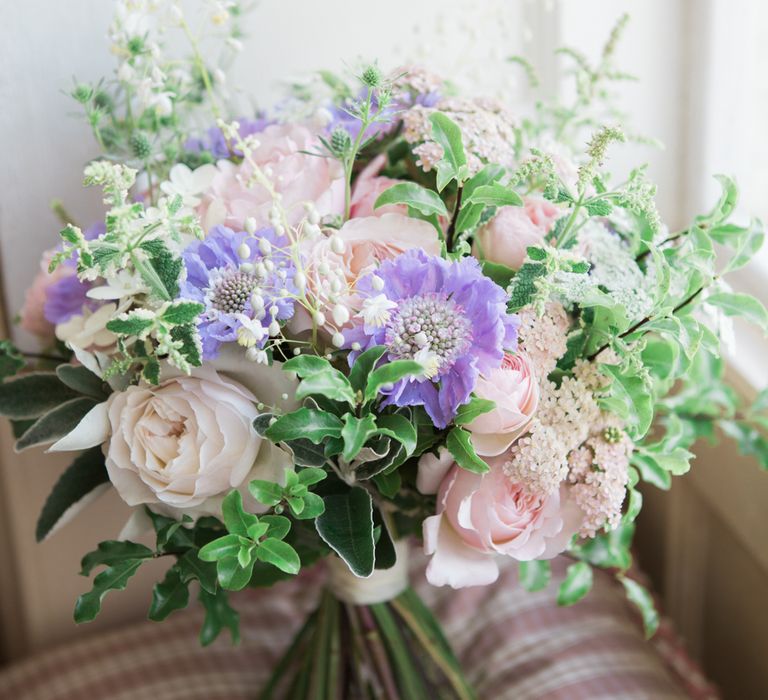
[{"x1": 0, "y1": 555, "x2": 714, "y2": 700}]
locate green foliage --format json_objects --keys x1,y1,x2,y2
[
  {"x1": 429, "y1": 112, "x2": 469, "y2": 191},
  {"x1": 374, "y1": 182, "x2": 449, "y2": 218},
  {"x1": 453, "y1": 397, "x2": 496, "y2": 426},
  {"x1": 364, "y1": 360, "x2": 424, "y2": 403},
  {"x1": 36, "y1": 446, "x2": 109, "y2": 542},
  {"x1": 621, "y1": 577, "x2": 659, "y2": 638},
  {"x1": 198, "y1": 491, "x2": 301, "y2": 590},
  {"x1": 0, "y1": 372, "x2": 79, "y2": 420},
  {"x1": 518, "y1": 560, "x2": 551, "y2": 592},
  {"x1": 55, "y1": 364, "x2": 110, "y2": 400},
  {"x1": 0, "y1": 340, "x2": 25, "y2": 381},
  {"x1": 15, "y1": 397, "x2": 98, "y2": 451},
  {"x1": 75, "y1": 541, "x2": 154, "y2": 622},
  {"x1": 265, "y1": 408, "x2": 343, "y2": 443},
  {"x1": 249, "y1": 468, "x2": 327, "y2": 520},
  {"x1": 315, "y1": 487, "x2": 375, "y2": 577},
  {"x1": 445, "y1": 427, "x2": 489, "y2": 474},
  {"x1": 557, "y1": 561, "x2": 593, "y2": 606},
  {"x1": 198, "y1": 588, "x2": 240, "y2": 646}
]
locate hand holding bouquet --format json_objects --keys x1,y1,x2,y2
[{"x1": 4, "y1": 4, "x2": 768, "y2": 698}]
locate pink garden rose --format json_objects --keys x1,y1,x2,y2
[
  {"x1": 197, "y1": 123, "x2": 345, "y2": 231},
  {"x1": 350, "y1": 154, "x2": 407, "y2": 219},
  {"x1": 472, "y1": 196, "x2": 561, "y2": 270},
  {"x1": 466, "y1": 351, "x2": 539, "y2": 456},
  {"x1": 291, "y1": 213, "x2": 441, "y2": 333},
  {"x1": 418, "y1": 450, "x2": 581, "y2": 588}
]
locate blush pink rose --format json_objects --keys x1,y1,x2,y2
[
  {"x1": 466, "y1": 352, "x2": 539, "y2": 456},
  {"x1": 197, "y1": 123, "x2": 345, "y2": 231},
  {"x1": 472, "y1": 196, "x2": 561, "y2": 270},
  {"x1": 19, "y1": 249, "x2": 73, "y2": 340},
  {"x1": 291, "y1": 213, "x2": 441, "y2": 333},
  {"x1": 350, "y1": 154, "x2": 407, "y2": 219},
  {"x1": 418, "y1": 450, "x2": 581, "y2": 588}
]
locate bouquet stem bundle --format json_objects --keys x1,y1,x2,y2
[{"x1": 260, "y1": 586, "x2": 475, "y2": 700}]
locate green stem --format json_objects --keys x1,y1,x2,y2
[
  {"x1": 258, "y1": 610, "x2": 317, "y2": 700},
  {"x1": 555, "y1": 193, "x2": 585, "y2": 248},
  {"x1": 343, "y1": 88, "x2": 374, "y2": 221},
  {"x1": 390, "y1": 594, "x2": 475, "y2": 700}
]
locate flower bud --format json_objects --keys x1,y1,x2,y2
[
  {"x1": 258, "y1": 238, "x2": 272, "y2": 256},
  {"x1": 332, "y1": 304, "x2": 350, "y2": 326},
  {"x1": 313, "y1": 310, "x2": 326, "y2": 326},
  {"x1": 330, "y1": 235, "x2": 345, "y2": 255},
  {"x1": 237, "y1": 242, "x2": 251, "y2": 260},
  {"x1": 332, "y1": 332, "x2": 345, "y2": 348},
  {"x1": 294, "y1": 271, "x2": 307, "y2": 292},
  {"x1": 245, "y1": 217, "x2": 257, "y2": 234},
  {"x1": 268, "y1": 320, "x2": 280, "y2": 335},
  {"x1": 371, "y1": 275, "x2": 384, "y2": 291}
]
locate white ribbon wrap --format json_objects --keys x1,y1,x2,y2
[{"x1": 327, "y1": 541, "x2": 410, "y2": 605}]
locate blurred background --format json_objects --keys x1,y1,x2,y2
[{"x1": 0, "y1": 0, "x2": 766, "y2": 697}]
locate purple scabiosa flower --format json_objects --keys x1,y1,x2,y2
[
  {"x1": 43, "y1": 222, "x2": 105, "y2": 325},
  {"x1": 184, "y1": 116, "x2": 272, "y2": 159},
  {"x1": 345, "y1": 250, "x2": 519, "y2": 428},
  {"x1": 180, "y1": 225, "x2": 296, "y2": 359}
]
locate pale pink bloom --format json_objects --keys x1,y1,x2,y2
[
  {"x1": 291, "y1": 213, "x2": 441, "y2": 334},
  {"x1": 473, "y1": 196, "x2": 561, "y2": 270},
  {"x1": 419, "y1": 450, "x2": 581, "y2": 588},
  {"x1": 19, "y1": 250, "x2": 73, "y2": 340},
  {"x1": 466, "y1": 352, "x2": 539, "y2": 456},
  {"x1": 350, "y1": 154, "x2": 407, "y2": 219},
  {"x1": 197, "y1": 123, "x2": 345, "y2": 231}
]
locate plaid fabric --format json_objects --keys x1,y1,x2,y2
[{"x1": 0, "y1": 554, "x2": 711, "y2": 700}]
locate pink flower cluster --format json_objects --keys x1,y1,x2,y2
[{"x1": 419, "y1": 303, "x2": 633, "y2": 587}]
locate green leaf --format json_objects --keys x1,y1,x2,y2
[
  {"x1": 315, "y1": 487, "x2": 375, "y2": 577},
  {"x1": 15, "y1": 397, "x2": 98, "y2": 451},
  {"x1": 429, "y1": 112, "x2": 468, "y2": 191},
  {"x1": 105, "y1": 313, "x2": 155, "y2": 336},
  {"x1": 221, "y1": 490, "x2": 258, "y2": 536},
  {"x1": 282, "y1": 354, "x2": 332, "y2": 377},
  {"x1": 137, "y1": 239, "x2": 182, "y2": 300},
  {"x1": 177, "y1": 550, "x2": 218, "y2": 595},
  {"x1": 265, "y1": 408, "x2": 343, "y2": 444},
  {"x1": 142, "y1": 358, "x2": 161, "y2": 385},
  {"x1": 75, "y1": 558, "x2": 146, "y2": 622},
  {"x1": 481, "y1": 261, "x2": 515, "y2": 289},
  {"x1": 160, "y1": 301, "x2": 204, "y2": 325},
  {"x1": 464, "y1": 183, "x2": 523, "y2": 207},
  {"x1": 373, "y1": 413, "x2": 417, "y2": 456},
  {"x1": 0, "y1": 340, "x2": 25, "y2": 380},
  {"x1": 198, "y1": 534, "x2": 243, "y2": 562},
  {"x1": 349, "y1": 345, "x2": 386, "y2": 392},
  {"x1": 341, "y1": 413, "x2": 378, "y2": 462},
  {"x1": 584, "y1": 198, "x2": 614, "y2": 216},
  {"x1": 216, "y1": 556, "x2": 255, "y2": 591},
  {"x1": 364, "y1": 360, "x2": 424, "y2": 402},
  {"x1": 285, "y1": 438, "x2": 327, "y2": 467},
  {"x1": 55, "y1": 364, "x2": 110, "y2": 400},
  {"x1": 199, "y1": 588, "x2": 240, "y2": 646},
  {"x1": 256, "y1": 538, "x2": 301, "y2": 575},
  {"x1": 0, "y1": 372, "x2": 79, "y2": 419},
  {"x1": 446, "y1": 427, "x2": 489, "y2": 473},
  {"x1": 248, "y1": 479, "x2": 284, "y2": 507},
  {"x1": 518, "y1": 560, "x2": 551, "y2": 592},
  {"x1": 373, "y1": 470, "x2": 401, "y2": 498},
  {"x1": 36, "y1": 446, "x2": 109, "y2": 542},
  {"x1": 453, "y1": 397, "x2": 496, "y2": 426},
  {"x1": 294, "y1": 491, "x2": 325, "y2": 519},
  {"x1": 80, "y1": 540, "x2": 154, "y2": 576},
  {"x1": 621, "y1": 577, "x2": 659, "y2": 638},
  {"x1": 720, "y1": 219, "x2": 765, "y2": 273},
  {"x1": 170, "y1": 324, "x2": 202, "y2": 367},
  {"x1": 374, "y1": 182, "x2": 449, "y2": 218},
  {"x1": 631, "y1": 454, "x2": 672, "y2": 489},
  {"x1": 148, "y1": 565, "x2": 190, "y2": 621},
  {"x1": 557, "y1": 562, "x2": 593, "y2": 606},
  {"x1": 261, "y1": 514, "x2": 292, "y2": 540},
  {"x1": 705, "y1": 292, "x2": 768, "y2": 332},
  {"x1": 507, "y1": 262, "x2": 547, "y2": 312},
  {"x1": 295, "y1": 368, "x2": 356, "y2": 406},
  {"x1": 297, "y1": 467, "x2": 328, "y2": 486},
  {"x1": 600, "y1": 365, "x2": 654, "y2": 439}
]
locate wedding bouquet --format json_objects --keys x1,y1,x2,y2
[{"x1": 4, "y1": 3, "x2": 768, "y2": 698}]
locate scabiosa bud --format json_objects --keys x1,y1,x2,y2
[
  {"x1": 129, "y1": 132, "x2": 152, "y2": 160},
  {"x1": 603, "y1": 426, "x2": 623, "y2": 444}
]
